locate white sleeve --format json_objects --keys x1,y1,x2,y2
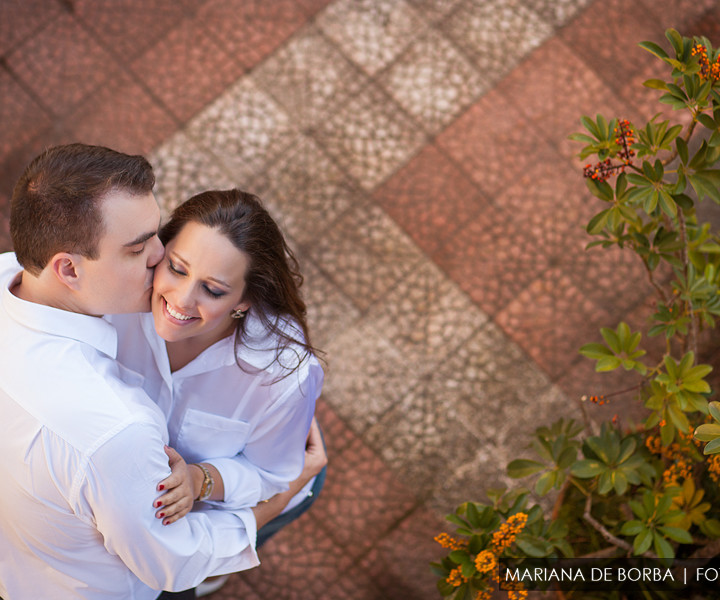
[
  {"x1": 75, "y1": 420, "x2": 259, "y2": 592},
  {"x1": 205, "y1": 361, "x2": 323, "y2": 511}
]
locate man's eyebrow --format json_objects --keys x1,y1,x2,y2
[{"x1": 123, "y1": 230, "x2": 157, "y2": 248}]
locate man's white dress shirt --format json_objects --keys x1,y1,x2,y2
[
  {"x1": 110, "y1": 311, "x2": 322, "y2": 512},
  {"x1": 0, "y1": 253, "x2": 259, "y2": 600}
]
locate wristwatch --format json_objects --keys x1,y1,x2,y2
[{"x1": 194, "y1": 463, "x2": 214, "y2": 501}]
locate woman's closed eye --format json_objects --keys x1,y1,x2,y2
[{"x1": 168, "y1": 259, "x2": 186, "y2": 276}]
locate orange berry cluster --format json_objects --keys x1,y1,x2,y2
[
  {"x1": 645, "y1": 432, "x2": 700, "y2": 486},
  {"x1": 708, "y1": 454, "x2": 720, "y2": 483},
  {"x1": 434, "y1": 532, "x2": 467, "y2": 550},
  {"x1": 583, "y1": 119, "x2": 635, "y2": 183},
  {"x1": 446, "y1": 566, "x2": 467, "y2": 587},
  {"x1": 692, "y1": 43, "x2": 720, "y2": 82},
  {"x1": 474, "y1": 550, "x2": 497, "y2": 574},
  {"x1": 615, "y1": 119, "x2": 635, "y2": 165},
  {"x1": 492, "y1": 512, "x2": 528, "y2": 553}
]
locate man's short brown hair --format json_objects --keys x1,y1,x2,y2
[{"x1": 10, "y1": 143, "x2": 155, "y2": 275}]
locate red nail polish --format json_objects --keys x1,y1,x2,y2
[
  {"x1": 158, "y1": 484, "x2": 165, "y2": 491},
  {"x1": 155, "y1": 501, "x2": 161, "y2": 508},
  {"x1": 159, "y1": 513, "x2": 165, "y2": 518}
]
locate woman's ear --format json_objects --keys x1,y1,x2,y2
[{"x1": 49, "y1": 253, "x2": 82, "y2": 290}]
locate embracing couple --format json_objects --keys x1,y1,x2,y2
[{"x1": 0, "y1": 143, "x2": 327, "y2": 599}]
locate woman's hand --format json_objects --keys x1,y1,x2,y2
[{"x1": 154, "y1": 445, "x2": 198, "y2": 525}]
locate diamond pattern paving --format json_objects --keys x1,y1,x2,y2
[{"x1": 0, "y1": 0, "x2": 712, "y2": 598}]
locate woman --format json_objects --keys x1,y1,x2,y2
[{"x1": 111, "y1": 189, "x2": 325, "y2": 563}]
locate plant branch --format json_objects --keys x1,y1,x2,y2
[
  {"x1": 582, "y1": 494, "x2": 633, "y2": 553},
  {"x1": 641, "y1": 258, "x2": 671, "y2": 305},
  {"x1": 677, "y1": 209, "x2": 698, "y2": 355}
]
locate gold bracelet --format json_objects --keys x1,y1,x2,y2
[{"x1": 194, "y1": 463, "x2": 214, "y2": 501}]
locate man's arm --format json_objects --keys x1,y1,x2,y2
[{"x1": 78, "y1": 420, "x2": 259, "y2": 592}]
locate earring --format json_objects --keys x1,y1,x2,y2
[{"x1": 231, "y1": 308, "x2": 247, "y2": 319}]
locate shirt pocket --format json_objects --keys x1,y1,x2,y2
[{"x1": 175, "y1": 408, "x2": 251, "y2": 463}]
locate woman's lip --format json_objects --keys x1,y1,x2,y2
[{"x1": 162, "y1": 297, "x2": 198, "y2": 324}]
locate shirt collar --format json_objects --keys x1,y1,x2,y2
[{"x1": 2, "y1": 267, "x2": 118, "y2": 360}]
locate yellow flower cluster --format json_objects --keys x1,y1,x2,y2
[
  {"x1": 492, "y1": 513, "x2": 528, "y2": 553},
  {"x1": 446, "y1": 566, "x2": 467, "y2": 587},
  {"x1": 474, "y1": 550, "x2": 497, "y2": 573},
  {"x1": 508, "y1": 590, "x2": 529, "y2": 600},
  {"x1": 692, "y1": 43, "x2": 720, "y2": 82},
  {"x1": 474, "y1": 591, "x2": 493, "y2": 600},
  {"x1": 434, "y1": 532, "x2": 467, "y2": 550}
]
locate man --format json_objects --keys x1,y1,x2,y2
[{"x1": 0, "y1": 144, "x2": 321, "y2": 599}]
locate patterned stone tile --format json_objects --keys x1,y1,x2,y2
[
  {"x1": 372, "y1": 261, "x2": 486, "y2": 374},
  {"x1": 319, "y1": 567, "x2": 392, "y2": 600},
  {"x1": 207, "y1": 572, "x2": 263, "y2": 600},
  {"x1": 308, "y1": 202, "x2": 425, "y2": 312},
  {"x1": 523, "y1": 0, "x2": 593, "y2": 28},
  {"x1": 404, "y1": 0, "x2": 463, "y2": 23},
  {"x1": 567, "y1": 243, "x2": 655, "y2": 322},
  {"x1": 321, "y1": 321, "x2": 418, "y2": 433},
  {"x1": 440, "y1": 0, "x2": 554, "y2": 87},
  {"x1": 129, "y1": 16, "x2": 244, "y2": 124},
  {"x1": 149, "y1": 130, "x2": 237, "y2": 218},
  {"x1": 314, "y1": 396, "x2": 358, "y2": 458},
  {"x1": 251, "y1": 135, "x2": 362, "y2": 247},
  {"x1": 372, "y1": 144, "x2": 486, "y2": 259},
  {"x1": 497, "y1": 36, "x2": 646, "y2": 164},
  {"x1": 311, "y1": 436, "x2": 416, "y2": 558},
  {"x1": 196, "y1": 0, "x2": 307, "y2": 71},
  {"x1": 6, "y1": 13, "x2": 121, "y2": 118},
  {"x1": 364, "y1": 372, "x2": 489, "y2": 495},
  {"x1": 294, "y1": 0, "x2": 335, "y2": 18},
  {"x1": 185, "y1": 78, "x2": 299, "y2": 184},
  {"x1": 0, "y1": 0, "x2": 64, "y2": 57},
  {"x1": 316, "y1": 0, "x2": 427, "y2": 76},
  {"x1": 433, "y1": 206, "x2": 549, "y2": 318},
  {"x1": 377, "y1": 27, "x2": 487, "y2": 134},
  {"x1": 359, "y1": 507, "x2": 448, "y2": 600},
  {"x1": 313, "y1": 83, "x2": 427, "y2": 191},
  {"x1": 640, "y1": 0, "x2": 719, "y2": 32},
  {"x1": 300, "y1": 256, "x2": 361, "y2": 352},
  {"x1": 0, "y1": 70, "x2": 52, "y2": 164},
  {"x1": 253, "y1": 26, "x2": 368, "y2": 130},
  {"x1": 65, "y1": 71, "x2": 177, "y2": 157},
  {"x1": 238, "y1": 513, "x2": 351, "y2": 598},
  {"x1": 495, "y1": 266, "x2": 614, "y2": 381},
  {"x1": 558, "y1": 0, "x2": 665, "y2": 116},
  {"x1": 74, "y1": 0, "x2": 191, "y2": 62},
  {"x1": 436, "y1": 90, "x2": 552, "y2": 198}
]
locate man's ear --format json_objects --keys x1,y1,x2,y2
[{"x1": 49, "y1": 253, "x2": 82, "y2": 290}]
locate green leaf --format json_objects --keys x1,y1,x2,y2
[
  {"x1": 709, "y1": 401, "x2": 720, "y2": 423},
  {"x1": 621, "y1": 520, "x2": 645, "y2": 536},
  {"x1": 677, "y1": 137, "x2": 689, "y2": 165},
  {"x1": 703, "y1": 437, "x2": 720, "y2": 454},
  {"x1": 515, "y1": 536, "x2": 552, "y2": 558},
  {"x1": 657, "y1": 526, "x2": 693, "y2": 544},
  {"x1": 535, "y1": 470, "x2": 556, "y2": 496},
  {"x1": 653, "y1": 532, "x2": 675, "y2": 559},
  {"x1": 634, "y1": 528, "x2": 653, "y2": 555},
  {"x1": 579, "y1": 343, "x2": 613, "y2": 359},
  {"x1": 643, "y1": 78, "x2": 669, "y2": 90},
  {"x1": 507, "y1": 459, "x2": 547, "y2": 479},
  {"x1": 570, "y1": 460, "x2": 604, "y2": 478},
  {"x1": 640, "y1": 40, "x2": 669, "y2": 60}
]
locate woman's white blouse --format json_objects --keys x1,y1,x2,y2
[{"x1": 110, "y1": 312, "x2": 322, "y2": 510}]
